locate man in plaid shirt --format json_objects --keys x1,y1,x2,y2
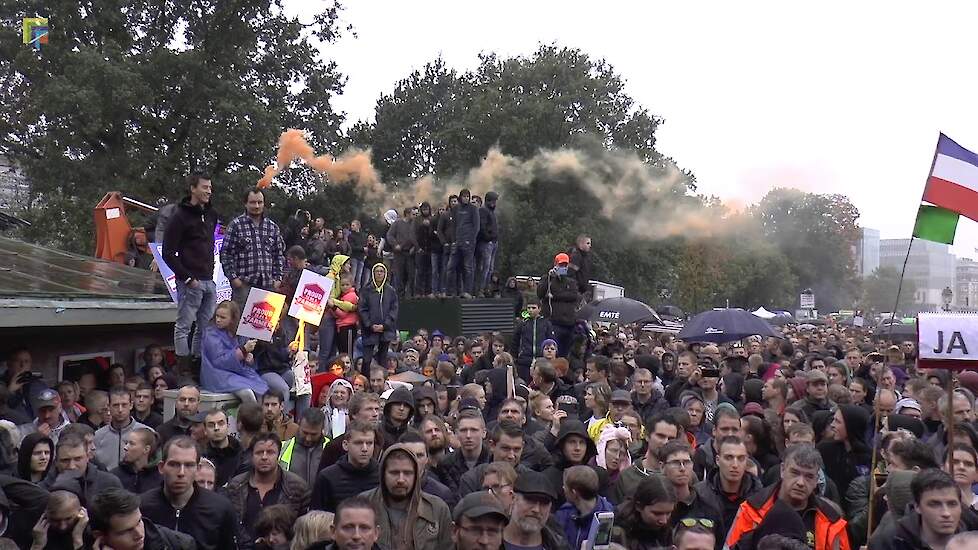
[{"x1": 220, "y1": 188, "x2": 286, "y2": 308}]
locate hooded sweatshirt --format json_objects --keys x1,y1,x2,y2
[
  {"x1": 543, "y1": 420, "x2": 604, "y2": 505},
  {"x1": 359, "y1": 444, "x2": 453, "y2": 550},
  {"x1": 359, "y1": 264, "x2": 398, "y2": 345},
  {"x1": 381, "y1": 387, "x2": 415, "y2": 449},
  {"x1": 817, "y1": 404, "x2": 871, "y2": 504}
]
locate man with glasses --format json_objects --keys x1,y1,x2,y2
[
  {"x1": 657, "y1": 440, "x2": 723, "y2": 543},
  {"x1": 502, "y1": 471, "x2": 568, "y2": 549},
  {"x1": 481, "y1": 461, "x2": 517, "y2": 512},
  {"x1": 452, "y1": 490, "x2": 508, "y2": 550},
  {"x1": 726, "y1": 444, "x2": 850, "y2": 550}
]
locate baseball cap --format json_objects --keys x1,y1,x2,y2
[
  {"x1": 33, "y1": 389, "x2": 60, "y2": 410},
  {"x1": 453, "y1": 490, "x2": 508, "y2": 522},
  {"x1": 513, "y1": 470, "x2": 557, "y2": 502},
  {"x1": 611, "y1": 389, "x2": 632, "y2": 404},
  {"x1": 554, "y1": 253, "x2": 570, "y2": 266},
  {"x1": 459, "y1": 397, "x2": 481, "y2": 412},
  {"x1": 806, "y1": 370, "x2": 828, "y2": 384}
]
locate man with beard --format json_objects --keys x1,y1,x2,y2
[
  {"x1": 503, "y1": 470, "x2": 568, "y2": 549},
  {"x1": 380, "y1": 387, "x2": 414, "y2": 449},
  {"x1": 434, "y1": 409, "x2": 491, "y2": 493},
  {"x1": 312, "y1": 420, "x2": 380, "y2": 512},
  {"x1": 223, "y1": 433, "x2": 310, "y2": 545},
  {"x1": 452, "y1": 491, "x2": 508, "y2": 550},
  {"x1": 398, "y1": 430, "x2": 456, "y2": 508},
  {"x1": 111, "y1": 428, "x2": 163, "y2": 494},
  {"x1": 359, "y1": 444, "x2": 452, "y2": 549},
  {"x1": 30, "y1": 491, "x2": 87, "y2": 550},
  {"x1": 201, "y1": 408, "x2": 243, "y2": 488},
  {"x1": 418, "y1": 415, "x2": 450, "y2": 470}
]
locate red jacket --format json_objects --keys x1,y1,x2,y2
[{"x1": 333, "y1": 287, "x2": 359, "y2": 329}]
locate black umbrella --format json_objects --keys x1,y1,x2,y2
[
  {"x1": 874, "y1": 321, "x2": 916, "y2": 339},
  {"x1": 577, "y1": 297, "x2": 663, "y2": 325},
  {"x1": 677, "y1": 308, "x2": 781, "y2": 344}
]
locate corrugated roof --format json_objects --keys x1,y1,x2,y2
[{"x1": 0, "y1": 236, "x2": 170, "y2": 301}]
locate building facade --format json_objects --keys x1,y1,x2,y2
[
  {"x1": 879, "y1": 238, "x2": 956, "y2": 310},
  {"x1": 855, "y1": 227, "x2": 880, "y2": 278}
]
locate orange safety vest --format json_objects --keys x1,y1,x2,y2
[{"x1": 724, "y1": 486, "x2": 851, "y2": 550}]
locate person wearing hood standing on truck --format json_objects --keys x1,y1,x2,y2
[
  {"x1": 359, "y1": 263, "x2": 398, "y2": 376},
  {"x1": 385, "y1": 208, "x2": 417, "y2": 297},
  {"x1": 568, "y1": 234, "x2": 593, "y2": 299},
  {"x1": 163, "y1": 172, "x2": 220, "y2": 378},
  {"x1": 359, "y1": 444, "x2": 453, "y2": 550},
  {"x1": 537, "y1": 252, "x2": 581, "y2": 358},
  {"x1": 447, "y1": 188, "x2": 480, "y2": 298},
  {"x1": 475, "y1": 191, "x2": 499, "y2": 297},
  {"x1": 414, "y1": 201, "x2": 436, "y2": 297},
  {"x1": 316, "y1": 254, "x2": 354, "y2": 368},
  {"x1": 220, "y1": 188, "x2": 286, "y2": 312}
]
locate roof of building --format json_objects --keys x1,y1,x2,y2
[{"x1": 0, "y1": 236, "x2": 175, "y2": 327}]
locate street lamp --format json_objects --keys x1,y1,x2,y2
[{"x1": 942, "y1": 286, "x2": 953, "y2": 312}]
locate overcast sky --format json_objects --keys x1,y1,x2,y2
[{"x1": 288, "y1": 1, "x2": 978, "y2": 257}]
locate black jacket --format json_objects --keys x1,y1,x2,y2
[
  {"x1": 83, "y1": 518, "x2": 197, "y2": 550},
  {"x1": 868, "y1": 506, "x2": 978, "y2": 550},
  {"x1": 347, "y1": 229, "x2": 367, "y2": 260},
  {"x1": 311, "y1": 455, "x2": 379, "y2": 512},
  {"x1": 414, "y1": 208, "x2": 437, "y2": 253},
  {"x1": 477, "y1": 205, "x2": 498, "y2": 243},
  {"x1": 223, "y1": 468, "x2": 310, "y2": 546},
  {"x1": 511, "y1": 316, "x2": 555, "y2": 367},
  {"x1": 541, "y1": 421, "x2": 603, "y2": 506},
  {"x1": 139, "y1": 485, "x2": 239, "y2": 550},
  {"x1": 817, "y1": 404, "x2": 871, "y2": 502},
  {"x1": 694, "y1": 470, "x2": 764, "y2": 538},
  {"x1": 432, "y1": 446, "x2": 491, "y2": 494},
  {"x1": 0, "y1": 474, "x2": 49, "y2": 549},
  {"x1": 537, "y1": 270, "x2": 581, "y2": 326},
  {"x1": 156, "y1": 417, "x2": 191, "y2": 447},
  {"x1": 380, "y1": 387, "x2": 415, "y2": 449},
  {"x1": 135, "y1": 409, "x2": 164, "y2": 429},
  {"x1": 162, "y1": 196, "x2": 220, "y2": 281},
  {"x1": 452, "y1": 203, "x2": 480, "y2": 245},
  {"x1": 568, "y1": 245, "x2": 592, "y2": 295},
  {"x1": 42, "y1": 465, "x2": 123, "y2": 507},
  {"x1": 435, "y1": 209, "x2": 455, "y2": 246},
  {"x1": 203, "y1": 436, "x2": 245, "y2": 488},
  {"x1": 359, "y1": 265, "x2": 398, "y2": 345},
  {"x1": 112, "y1": 461, "x2": 164, "y2": 494}
]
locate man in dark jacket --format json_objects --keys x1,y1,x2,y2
[
  {"x1": 434, "y1": 195, "x2": 458, "y2": 296},
  {"x1": 568, "y1": 234, "x2": 592, "y2": 298},
  {"x1": 43, "y1": 433, "x2": 123, "y2": 506},
  {"x1": 280, "y1": 408, "x2": 329, "y2": 487},
  {"x1": 311, "y1": 420, "x2": 380, "y2": 512},
  {"x1": 111, "y1": 427, "x2": 163, "y2": 494},
  {"x1": 223, "y1": 433, "x2": 310, "y2": 547},
  {"x1": 359, "y1": 263, "x2": 398, "y2": 372},
  {"x1": 413, "y1": 201, "x2": 436, "y2": 296},
  {"x1": 694, "y1": 435, "x2": 763, "y2": 539},
  {"x1": 140, "y1": 436, "x2": 238, "y2": 550},
  {"x1": 162, "y1": 173, "x2": 220, "y2": 376},
  {"x1": 447, "y1": 188, "x2": 480, "y2": 298},
  {"x1": 432, "y1": 409, "x2": 491, "y2": 493},
  {"x1": 89, "y1": 487, "x2": 195, "y2": 550},
  {"x1": 537, "y1": 252, "x2": 581, "y2": 357},
  {"x1": 541, "y1": 420, "x2": 604, "y2": 506},
  {"x1": 380, "y1": 387, "x2": 414, "y2": 449},
  {"x1": 0, "y1": 474, "x2": 49, "y2": 549},
  {"x1": 201, "y1": 408, "x2": 244, "y2": 488},
  {"x1": 475, "y1": 190, "x2": 499, "y2": 296},
  {"x1": 868, "y1": 469, "x2": 978, "y2": 550},
  {"x1": 511, "y1": 297, "x2": 554, "y2": 380},
  {"x1": 503, "y1": 471, "x2": 569, "y2": 550},
  {"x1": 347, "y1": 219, "x2": 368, "y2": 288},
  {"x1": 386, "y1": 207, "x2": 416, "y2": 297},
  {"x1": 157, "y1": 384, "x2": 201, "y2": 446}
]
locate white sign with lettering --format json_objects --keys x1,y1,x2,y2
[{"x1": 918, "y1": 313, "x2": 978, "y2": 362}]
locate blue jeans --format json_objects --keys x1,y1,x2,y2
[
  {"x1": 262, "y1": 371, "x2": 309, "y2": 417},
  {"x1": 317, "y1": 314, "x2": 337, "y2": 369},
  {"x1": 174, "y1": 280, "x2": 217, "y2": 357},
  {"x1": 430, "y1": 251, "x2": 443, "y2": 295},
  {"x1": 476, "y1": 241, "x2": 497, "y2": 293},
  {"x1": 350, "y1": 258, "x2": 365, "y2": 289},
  {"x1": 447, "y1": 241, "x2": 476, "y2": 295}
]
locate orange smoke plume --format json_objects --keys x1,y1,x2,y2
[{"x1": 257, "y1": 129, "x2": 381, "y2": 194}]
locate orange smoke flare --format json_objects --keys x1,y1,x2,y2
[{"x1": 256, "y1": 129, "x2": 381, "y2": 193}]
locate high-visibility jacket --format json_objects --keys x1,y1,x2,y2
[
  {"x1": 724, "y1": 484, "x2": 851, "y2": 550},
  {"x1": 279, "y1": 436, "x2": 329, "y2": 467}
]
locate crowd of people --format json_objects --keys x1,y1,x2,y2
[{"x1": 1, "y1": 173, "x2": 978, "y2": 549}]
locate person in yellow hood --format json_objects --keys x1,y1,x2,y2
[
  {"x1": 317, "y1": 254, "x2": 354, "y2": 369},
  {"x1": 359, "y1": 263, "x2": 398, "y2": 375}
]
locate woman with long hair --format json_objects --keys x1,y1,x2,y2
[
  {"x1": 201, "y1": 300, "x2": 269, "y2": 405},
  {"x1": 612, "y1": 475, "x2": 677, "y2": 549},
  {"x1": 741, "y1": 415, "x2": 780, "y2": 480},
  {"x1": 291, "y1": 510, "x2": 334, "y2": 550},
  {"x1": 17, "y1": 433, "x2": 53, "y2": 482}
]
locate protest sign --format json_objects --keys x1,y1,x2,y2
[
  {"x1": 149, "y1": 239, "x2": 232, "y2": 303},
  {"x1": 288, "y1": 269, "x2": 334, "y2": 326},
  {"x1": 237, "y1": 287, "x2": 286, "y2": 342},
  {"x1": 918, "y1": 312, "x2": 978, "y2": 369}
]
